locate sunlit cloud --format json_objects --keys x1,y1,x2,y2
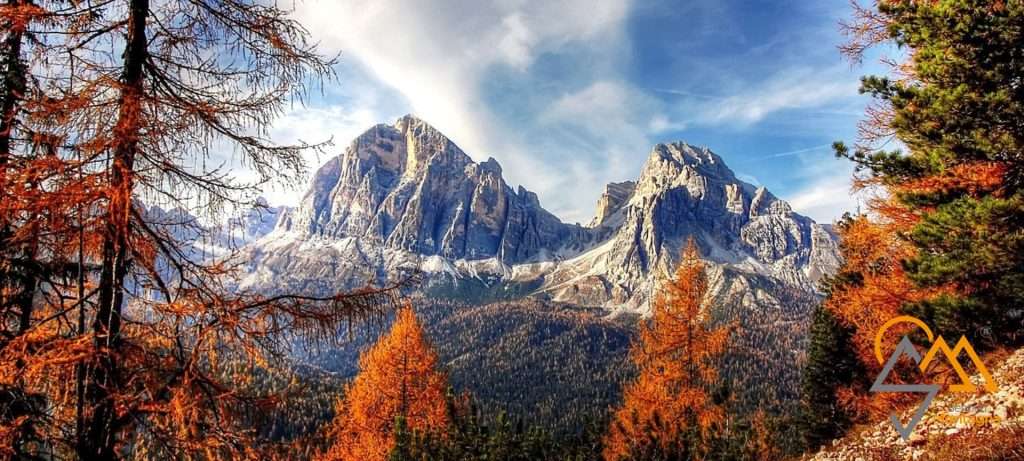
[
  {"x1": 782, "y1": 155, "x2": 862, "y2": 223},
  {"x1": 256, "y1": 0, "x2": 872, "y2": 225}
]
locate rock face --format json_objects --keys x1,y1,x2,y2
[
  {"x1": 238, "y1": 115, "x2": 841, "y2": 313},
  {"x1": 536, "y1": 142, "x2": 842, "y2": 311},
  {"x1": 276, "y1": 115, "x2": 589, "y2": 263},
  {"x1": 587, "y1": 181, "x2": 636, "y2": 228}
]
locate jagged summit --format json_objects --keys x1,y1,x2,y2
[
  {"x1": 242, "y1": 117, "x2": 840, "y2": 313},
  {"x1": 533, "y1": 140, "x2": 840, "y2": 310},
  {"x1": 646, "y1": 142, "x2": 736, "y2": 180},
  {"x1": 588, "y1": 181, "x2": 636, "y2": 228},
  {"x1": 275, "y1": 114, "x2": 585, "y2": 264}
]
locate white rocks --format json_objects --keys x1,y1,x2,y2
[{"x1": 809, "y1": 347, "x2": 1024, "y2": 460}]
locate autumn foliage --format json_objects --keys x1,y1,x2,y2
[
  {"x1": 321, "y1": 306, "x2": 449, "y2": 461},
  {"x1": 0, "y1": 0, "x2": 401, "y2": 458},
  {"x1": 802, "y1": 0, "x2": 1024, "y2": 439},
  {"x1": 825, "y1": 216, "x2": 926, "y2": 370},
  {"x1": 603, "y1": 240, "x2": 729, "y2": 461}
]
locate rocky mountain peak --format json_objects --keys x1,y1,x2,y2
[
  {"x1": 479, "y1": 157, "x2": 502, "y2": 175},
  {"x1": 246, "y1": 118, "x2": 840, "y2": 314},
  {"x1": 588, "y1": 181, "x2": 636, "y2": 228},
  {"x1": 274, "y1": 115, "x2": 585, "y2": 265},
  {"x1": 344, "y1": 115, "x2": 475, "y2": 179},
  {"x1": 750, "y1": 186, "x2": 791, "y2": 217},
  {"x1": 536, "y1": 142, "x2": 841, "y2": 310},
  {"x1": 626, "y1": 142, "x2": 753, "y2": 219},
  {"x1": 644, "y1": 142, "x2": 736, "y2": 182}
]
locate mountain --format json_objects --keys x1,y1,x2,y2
[
  {"x1": 275, "y1": 116, "x2": 590, "y2": 262},
  {"x1": 237, "y1": 115, "x2": 839, "y2": 314},
  {"x1": 228, "y1": 115, "x2": 841, "y2": 433},
  {"x1": 142, "y1": 197, "x2": 286, "y2": 260},
  {"x1": 533, "y1": 141, "x2": 841, "y2": 311}
]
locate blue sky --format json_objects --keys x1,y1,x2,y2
[{"x1": 257, "y1": 0, "x2": 887, "y2": 224}]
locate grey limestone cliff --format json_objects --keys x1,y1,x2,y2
[{"x1": 239, "y1": 116, "x2": 841, "y2": 313}]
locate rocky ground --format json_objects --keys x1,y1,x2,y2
[{"x1": 809, "y1": 348, "x2": 1024, "y2": 460}]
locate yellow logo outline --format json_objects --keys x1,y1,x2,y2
[{"x1": 873, "y1": 315, "x2": 997, "y2": 393}]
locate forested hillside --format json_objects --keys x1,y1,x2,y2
[
  {"x1": 234, "y1": 287, "x2": 822, "y2": 458},
  {"x1": 293, "y1": 299, "x2": 634, "y2": 435}
]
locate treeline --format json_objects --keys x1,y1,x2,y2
[
  {"x1": 299, "y1": 298, "x2": 634, "y2": 435},
  {"x1": 257, "y1": 287, "x2": 823, "y2": 457},
  {"x1": 797, "y1": 0, "x2": 1024, "y2": 455},
  {"x1": 709, "y1": 269, "x2": 821, "y2": 416},
  {"x1": 303, "y1": 245, "x2": 802, "y2": 460}
]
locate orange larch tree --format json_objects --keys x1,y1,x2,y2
[
  {"x1": 818, "y1": 212, "x2": 932, "y2": 421},
  {"x1": 1, "y1": 0, "x2": 112, "y2": 457},
  {"x1": 0, "y1": 0, "x2": 408, "y2": 458},
  {"x1": 603, "y1": 239, "x2": 730, "y2": 461},
  {"x1": 826, "y1": 214, "x2": 925, "y2": 369},
  {"x1": 321, "y1": 305, "x2": 449, "y2": 461}
]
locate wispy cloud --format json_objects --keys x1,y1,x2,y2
[
  {"x1": 697, "y1": 68, "x2": 859, "y2": 125},
  {"x1": 535, "y1": 80, "x2": 670, "y2": 221},
  {"x1": 291, "y1": 0, "x2": 632, "y2": 159},
  {"x1": 285, "y1": 0, "x2": 635, "y2": 221},
  {"x1": 258, "y1": 0, "x2": 872, "y2": 224},
  {"x1": 782, "y1": 156, "x2": 861, "y2": 223},
  {"x1": 541, "y1": 81, "x2": 662, "y2": 147},
  {"x1": 763, "y1": 144, "x2": 834, "y2": 158}
]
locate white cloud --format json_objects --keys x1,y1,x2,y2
[
  {"x1": 648, "y1": 114, "x2": 687, "y2": 133},
  {"x1": 497, "y1": 13, "x2": 536, "y2": 71},
  {"x1": 536, "y1": 80, "x2": 670, "y2": 221},
  {"x1": 695, "y1": 67, "x2": 859, "y2": 126},
  {"x1": 286, "y1": 0, "x2": 634, "y2": 221},
  {"x1": 542, "y1": 81, "x2": 658, "y2": 143},
  {"x1": 292, "y1": 0, "x2": 631, "y2": 159},
  {"x1": 782, "y1": 157, "x2": 862, "y2": 224}
]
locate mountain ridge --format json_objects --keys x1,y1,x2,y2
[
  {"x1": 275, "y1": 115, "x2": 590, "y2": 264},
  {"x1": 238, "y1": 114, "x2": 840, "y2": 313}
]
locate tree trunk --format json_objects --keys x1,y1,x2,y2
[
  {"x1": 0, "y1": 0, "x2": 25, "y2": 163},
  {"x1": 79, "y1": 0, "x2": 148, "y2": 457},
  {"x1": 0, "y1": 0, "x2": 26, "y2": 334}
]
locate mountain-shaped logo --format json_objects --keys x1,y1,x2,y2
[{"x1": 869, "y1": 315, "x2": 998, "y2": 440}]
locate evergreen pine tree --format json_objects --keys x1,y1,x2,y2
[
  {"x1": 836, "y1": 0, "x2": 1024, "y2": 346},
  {"x1": 798, "y1": 302, "x2": 863, "y2": 450}
]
